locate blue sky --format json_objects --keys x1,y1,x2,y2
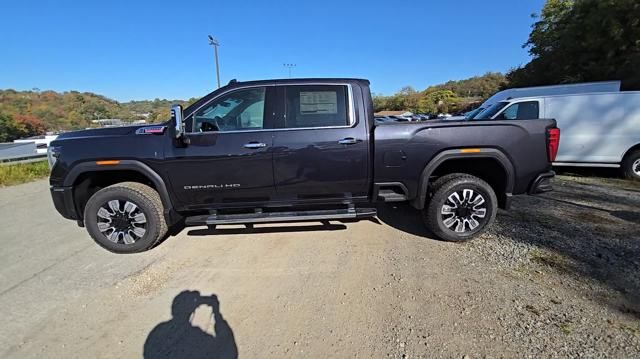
[{"x1": 0, "y1": 0, "x2": 545, "y2": 102}]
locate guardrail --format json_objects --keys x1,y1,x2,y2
[{"x1": 0, "y1": 153, "x2": 48, "y2": 165}]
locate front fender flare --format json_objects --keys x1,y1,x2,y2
[{"x1": 63, "y1": 160, "x2": 174, "y2": 217}]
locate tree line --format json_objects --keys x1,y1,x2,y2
[
  {"x1": 373, "y1": 72, "x2": 507, "y2": 114},
  {"x1": 0, "y1": 89, "x2": 195, "y2": 141},
  {"x1": 375, "y1": 0, "x2": 639, "y2": 114}
]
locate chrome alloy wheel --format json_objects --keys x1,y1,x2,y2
[
  {"x1": 633, "y1": 159, "x2": 640, "y2": 176},
  {"x1": 96, "y1": 200, "x2": 147, "y2": 245},
  {"x1": 440, "y1": 189, "x2": 487, "y2": 233}
]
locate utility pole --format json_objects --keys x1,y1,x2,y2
[
  {"x1": 208, "y1": 35, "x2": 221, "y2": 88},
  {"x1": 283, "y1": 63, "x2": 296, "y2": 78}
]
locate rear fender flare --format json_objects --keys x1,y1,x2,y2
[{"x1": 411, "y1": 148, "x2": 515, "y2": 209}]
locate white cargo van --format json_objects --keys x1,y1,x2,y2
[
  {"x1": 475, "y1": 92, "x2": 640, "y2": 180},
  {"x1": 465, "y1": 81, "x2": 621, "y2": 120}
]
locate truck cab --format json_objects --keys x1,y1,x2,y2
[{"x1": 166, "y1": 79, "x2": 372, "y2": 210}]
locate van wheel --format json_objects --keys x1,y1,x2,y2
[
  {"x1": 84, "y1": 182, "x2": 167, "y2": 253},
  {"x1": 622, "y1": 150, "x2": 640, "y2": 181},
  {"x1": 423, "y1": 174, "x2": 498, "y2": 242}
]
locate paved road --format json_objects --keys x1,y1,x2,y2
[{"x1": 0, "y1": 178, "x2": 638, "y2": 358}]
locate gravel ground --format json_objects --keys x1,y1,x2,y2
[
  {"x1": 0, "y1": 175, "x2": 638, "y2": 358},
  {"x1": 456, "y1": 174, "x2": 640, "y2": 358}
]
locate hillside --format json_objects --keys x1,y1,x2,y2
[
  {"x1": 373, "y1": 72, "x2": 507, "y2": 114},
  {"x1": 0, "y1": 73, "x2": 507, "y2": 141},
  {"x1": 0, "y1": 89, "x2": 195, "y2": 141}
]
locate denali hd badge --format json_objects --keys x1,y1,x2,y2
[{"x1": 184, "y1": 184, "x2": 241, "y2": 190}]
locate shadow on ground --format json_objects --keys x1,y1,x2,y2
[
  {"x1": 554, "y1": 166, "x2": 622, "y2": 179},
  {"x1": 144, "y1": 290, "x2": 238, "y2": 359},
  {"x1": 375, "y1": 203, "x2": 438, "y2": 239}
]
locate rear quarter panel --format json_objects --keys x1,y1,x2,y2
[{"x1": 373, "y1": 120, "x2": 554, "y2": 198}]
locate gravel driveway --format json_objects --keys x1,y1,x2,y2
[
  {"x1": 453, "y1": 174, "x2": 640, "y2": 358},
  {"x1": 0, "y1": 175, "x2": 638, "y2": 358}
]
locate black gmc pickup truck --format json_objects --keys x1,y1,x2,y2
[{"x1": 48, "y1": 78, "x2": 559, "y2": 253}]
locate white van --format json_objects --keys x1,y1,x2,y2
[
  {"x1": 465, "y1": 81, "x2": 622, "y2": 120},
  {"x1": 475, "y1": 92, "x2": 640, "y2": 180}
]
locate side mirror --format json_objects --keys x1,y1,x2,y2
[{"x1": 171, "y1": 104, "x2": 184, "y2": 139}]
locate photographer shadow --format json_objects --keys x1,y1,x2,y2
[{"x1": 144, "y1": 290, "x2": 237, "y2": 359}]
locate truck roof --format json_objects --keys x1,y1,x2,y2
[
  {"x1": 184, "y1": 78, "x2": 370, "y2": 116},
  {"x1": 495, "y1": 90, "x2": 640, "y2": 103},
  {"x1": 226, "y1": 77, "x2": 370, "y2": 87}
]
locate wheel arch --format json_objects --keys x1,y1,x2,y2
[
  {"x1": 622, "y1": 143, "x2": 640, "y2": 161},
  {"x1": 64, "y1": 160, "x2": 174, "y2": 221},
  {"x1": 411, "y1": 148, "x2": 515, "y2": 210},
  {"x1": 621, "y1": 143, "x2": 640, "y2": 180}
]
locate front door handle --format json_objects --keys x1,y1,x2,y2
[
  {"x1": 244, "y1": 142, "x2": 267, "y2": 149},
  {"x1": 338, "y1": 137, "x2": 359, "y2": 145}
]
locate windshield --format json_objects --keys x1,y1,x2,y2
[
  {"x1": 474, "y1": 102, "x2": 509, "y2": 120},
  {"x1": 464, "y1": 107, "x2": 484, "y2": 120}
]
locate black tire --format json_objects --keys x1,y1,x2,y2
[
  {"x1": 423, "y1": 174, "x2": 498, "y2": 242},
  {"x1": 84, "y1": 182, "x2": 167, "y2": 253},
  {"x1": 622, "y1": 150, "x2": 640, "y2": 181}
]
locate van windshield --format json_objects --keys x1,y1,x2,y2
[
  {"x1": 464, "y1": 107, "x2": 484, "y2": 120},
  {"x1": 475, "y1": 102, "x2": 509, "y2": 120}
]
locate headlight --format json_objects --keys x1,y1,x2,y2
[{"x1": 47, "y1": 146, "x2": 61, "y2": 170}]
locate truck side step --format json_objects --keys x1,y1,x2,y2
[
  {"x1": 377, "y1": 189, "x2": 407, "y2": 202},
  {"x1": 185, "y1": 208, "x2": 377, "y2": 226}
]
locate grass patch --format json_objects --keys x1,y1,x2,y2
[
  {"x1": 530, "y1": 249, "x2": 570, "y2": 272},
  {"x1": 0, "y1": 160, "x2": 49, "y2": 186},
  {"x1": 608, "y1": 318, "x2": 640, "y2": 336},
  {"x1": 559, "y1": 323, "x2": 573, "y2": 335}
]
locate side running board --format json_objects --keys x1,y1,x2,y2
[{"x1": 185, "y1": 208, "x2": 377, "y2": 227}]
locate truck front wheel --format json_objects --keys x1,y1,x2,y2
[
  {"x1": 84, "y1": 182, "x2": 168, "y2": 253},
  {"x1": 423, "y1": 174, "x2": 498, "y2": 242}
]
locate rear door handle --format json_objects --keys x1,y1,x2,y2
[
  {"x1": 243, "y1": 142, "x2": 267, "y2": 149},
  {"x1": 338, "y1": 137, "x2": 359, "y2": 145}
]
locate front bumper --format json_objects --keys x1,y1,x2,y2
[
  {"x1": 528, "y1": 171, "x2": 555, "y2": 195},
  {"x1": 50, "y1": 186, "x2": 79, "y2": 221}
]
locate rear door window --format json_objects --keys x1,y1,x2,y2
[{"x1": 282, "y1": 85, "x2": 350, "y2": 128}]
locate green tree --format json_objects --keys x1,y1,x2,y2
[
  {"x1": 508, "y1": 0, "x2": 640, "y2": 89},
  {"x1": 398, "y1": 86, "x2": 421, "y2": 113},
  {"x1": 420, "y1": 90, "x2": 460, "y2": 114},
  {"x1": 0, "y1": 113, "x2": 21, "y2": 142},
  {"x1": 372, "y1": 73, "x2": 506, "y2": 114}
]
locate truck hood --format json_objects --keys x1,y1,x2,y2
[{"x1": 54, "y1": 125, "x2": 150, "y2": 141}]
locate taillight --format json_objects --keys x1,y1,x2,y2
[{"x1": 547, "y1": 128, "x2": 560, "y2": 162}]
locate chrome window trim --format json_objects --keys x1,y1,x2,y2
[{"x1": 186, "y1": 83, "x2": 356, "y2": 134}]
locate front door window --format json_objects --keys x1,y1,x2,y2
[{"x1": 192, "y1": 87, "x2": 266, "y2": 132}]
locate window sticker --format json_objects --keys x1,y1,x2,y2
[{"x1": 300, "y1": 91, "x2": 338, "y2": 114}]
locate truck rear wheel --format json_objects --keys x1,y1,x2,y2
[
  {"x1": 423, "y1": 174, "x2": 497, "y2": 242},
  {"x1": 84, "y1": 182, "x2": 167, "y2": 253},
  {"x1": 622, "y1": 150, "x2": 640, "y2": 181}
]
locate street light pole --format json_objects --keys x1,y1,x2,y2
[
  {"x1": 208, "y1": 35, "x2": 221, "y2": 88},
  {"x1": 283, "y1": 63, "x2": 296, "y2": 78}
]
